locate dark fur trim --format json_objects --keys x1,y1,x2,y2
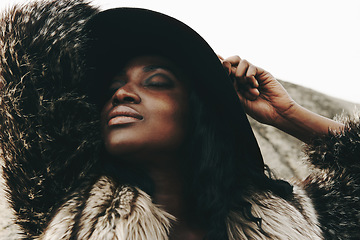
[
  {"x1": 0, "y1": 1, "x2": 99, "y2": 238},
  {"x1": 304, "y1": 118, "x2": 360, "y2": 239}
]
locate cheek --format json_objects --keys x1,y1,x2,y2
[{"x1": 147, "y1": 97, "x2": 189, "y2": 143}]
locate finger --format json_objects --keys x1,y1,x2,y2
[
  {"x1": 245, "y1": 64, "x2": 256, "y2": 77},
  {"x1": 237, "y1": 83, "x2": 259, "y2": 99},
  {"x1": 248, "y1": 87, "x2": 260, "y2": 98},
  {"x1": 222, "y1": 61, "x2": 232, "y2": 75},
  {"x1": 235, "y1": 59, "x2": 250, "y2": 80},
  {"x1": 245, "y1": 64, "x2": 259, "y2": 88},
  {"x1": 223, "y1": 55, "x2": 241, "y2": 66},
  {"x1": 246, "y1": 76, "x2": 259, "y2": 88},
  {"x1": 244, "y1": 91, "x2": 257, "y2": 101},
  {"x1": 238, "y1": 88, "x2": 258, "y2": 101},
  {"x1": 246, "y1": 74, "x2": 259, "y2": 88},
  {"x1": 237, "y1": 90, "x2": 247, "y2": 104},
  {"x1": 217, "y1": 54, "x2": 225, "y2": 62},
  {"x1": 244, "y1": 88, "x2": 259, "y2": 101}
]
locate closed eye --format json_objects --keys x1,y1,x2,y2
[{"x1": 144, "y1": 73, "x2": 175, "y2": 88}]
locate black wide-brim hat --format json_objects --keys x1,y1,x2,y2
[{"x1": 84, "y1": 8, "x2": 264, "y2": 170}]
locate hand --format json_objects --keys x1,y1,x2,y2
[{"x1": 219, "y1": 55, "x2": 296, "y2": 127}]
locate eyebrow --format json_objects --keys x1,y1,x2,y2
[
  {"x1": 143, "y1": 65, "x2": 175, "y2": 73},
  {"x1": 111, "y1": 65, "x2": 173, "y2": 77}
]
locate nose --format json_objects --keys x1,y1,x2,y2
[{"x1": 112, "y1": 85, "x2": 141, "y2": 106}]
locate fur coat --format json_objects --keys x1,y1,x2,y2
[{"x1": 0, "y1": 1, "x2": 359, "y2": 239}]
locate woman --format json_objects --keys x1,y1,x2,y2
[{"x1": 0, "y1": 1, "x2": 359, "y2": 240}]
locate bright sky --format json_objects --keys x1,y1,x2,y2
[{"x1": 1, "y1": 0, "x2": 360, "y2": 104}]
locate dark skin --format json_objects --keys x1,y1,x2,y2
[
  {"x1": 101, "y1": 54, "x2": 344, "y2": 239},
  {"x1": 100, "y1": 55, "x2": 206, "y2": 240},
  {"x1": 219, "y1": 55, "x2": 344, "y2": 143}
]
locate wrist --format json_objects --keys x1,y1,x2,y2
[
  {"x1": 278, "y1": 99, "x2": 299, "y2": 120},
  {"x1": 271, "y1": 100, "x2": 300, "y2": 129},
  {"x1": 271, "y1": 102, "x2": 316, "y2": 142},
  {"x1": 272, "y1": 102, "x2": 345, "y2": 143}
]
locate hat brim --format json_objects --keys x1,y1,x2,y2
[{"x1": 84, "y1": 7, "x2": 264, "y2": 170}]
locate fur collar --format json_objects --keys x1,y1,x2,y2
[
  {"x1": 39, "y1": 176, "x2": 322, "y2": 240},
  {"x1": 40, "y1": 176, "x2": 174, "y2": 240},
  {"x1": 227, "y1": 185, "x2": 322, "y2": 240}
]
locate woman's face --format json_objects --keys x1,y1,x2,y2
[{"x1": 100, "y1": 55, "x2": 189, "y2": 161}]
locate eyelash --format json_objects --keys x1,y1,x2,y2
[
  {"x1": 104, "y1": 73, "x2": 175, "y2": 100},
  {"x1": 146, "y1": 81, "x2": 173, "y2": 88},
  {"x1": 144, "y1": 74, "x2": 174, "y2": 88}
]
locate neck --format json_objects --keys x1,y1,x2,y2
[
  {"x1": 146, "y1": 157, "x2": 206, "y2": 240},
  {"x1": 147, "y1": 159, "x2": 185, "y2": 219},
  {"x1": 109, "y1": 153, "x2": 186, "y2": 217},
  {"x1": 111, "y1": 154, "x2": 206, "y2": 239}
]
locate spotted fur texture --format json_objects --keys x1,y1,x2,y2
[
  {"x1": 39, "y1": 176, "x2": 175, "y2": 240},
  {"x1": 0, "y1": 0, "x2": 100, "y2": 238},
  {"x1": 0, "y1": 0, "x2": 359, "y2": 239},
  {"x1": 37, "y1": 176, "x2": 322, "y2": 240},
  {"x1": 227, "y1": 185, "x2": 322, "y2": 240},
  {"x1": 303, "y1": 115, "x2": 360, "y2": 240}
]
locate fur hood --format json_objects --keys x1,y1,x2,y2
[
  {"x1": 0, "y1": 0, "x2": 101, "y2": 238},
  {"x1": 0, "y1": 1, "x2": 359, "y2": 239}
]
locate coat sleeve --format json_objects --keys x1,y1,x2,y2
[
  {"x1": 303, "y1": 116, "x2": 360, "y2": 240},
  {"x1": 0, "y1": 1, "x2": 99, "y2": 238}
]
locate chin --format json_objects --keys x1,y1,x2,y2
[{"x1": 105, "y1": 140, "x2": 139, "y2": 157}]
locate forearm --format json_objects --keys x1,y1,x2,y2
[
  {"x1": 274, "y1": 103, "x2": 345, "y2": 144},
  {"x1": 220, "y1": 56, "x2": 345, "y2": 142}
]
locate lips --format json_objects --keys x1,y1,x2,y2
[{"x1": 107, "y1": 105, "x2": 143, "y2": 126}]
